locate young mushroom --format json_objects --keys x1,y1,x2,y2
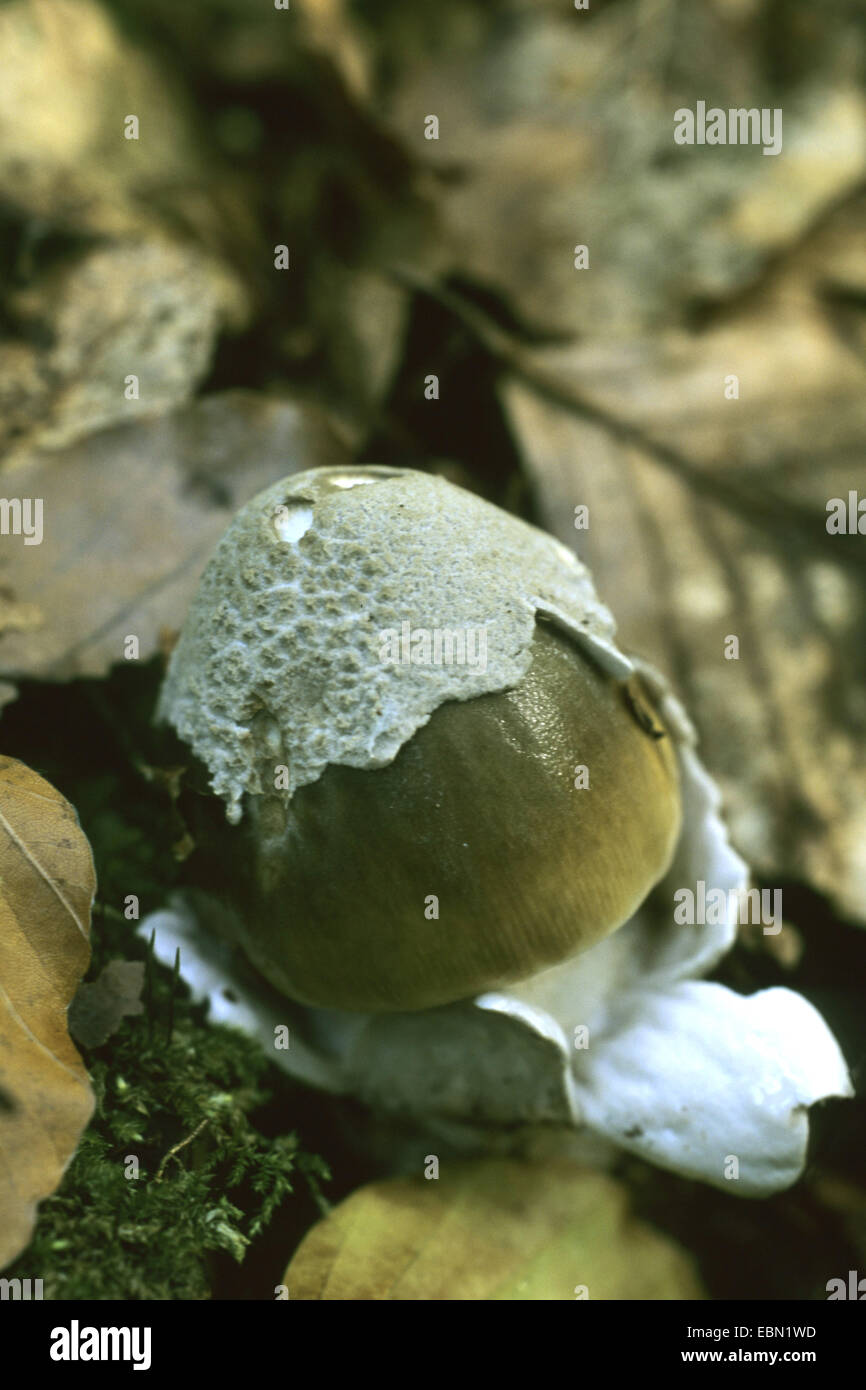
[
  {"x1": 151, "y1": 466, "x2": 853, "y2": 1196},
  {"x1": 159, "y1": 466, "x2": 681, "y2": 1012}
]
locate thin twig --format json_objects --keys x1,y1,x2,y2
[{"x1": 155, "y1": 1117, "x2": 210, "y2": 1182}]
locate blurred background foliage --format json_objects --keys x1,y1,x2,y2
[{"x1": 1, "y1": 0, "x2": 865, "y2": 1297}]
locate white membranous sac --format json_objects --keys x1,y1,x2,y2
[{"x1": 151, "y1": 466, "x2": 853, "y2": 1196}]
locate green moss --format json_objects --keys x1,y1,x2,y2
[{"x1": 7, "y1": 1003, "x2": 329, "y2": 1300}]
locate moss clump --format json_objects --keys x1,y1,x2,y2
[{"x1": 6, "y1": 1004, "x2": 329, "y2": 1300}]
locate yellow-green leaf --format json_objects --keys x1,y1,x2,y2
[{"x1": 283, "y1": 1158, "x2": 705, "y2": 1300}]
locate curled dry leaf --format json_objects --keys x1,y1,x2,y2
[
  {"x1": 0, "y1": 756, "x2": 95, "y2": 1270},
  {"x1": 283, "y1": 1158, "x2": 704, "y2": 1300}
]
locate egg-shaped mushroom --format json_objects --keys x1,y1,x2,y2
[{"x1": 158, "y1": 466, "x2": 681, "y2": 1011}]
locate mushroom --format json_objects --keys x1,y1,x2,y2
[
  {"x1": 158, "y1": 466, "x2": 681, "y2": 1011},
  {"x1": 150, "y1": 468, "x2": 853, "y2": 1195}
]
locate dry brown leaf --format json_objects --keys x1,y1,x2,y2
[
  {"x1": 283, "y1": 1158, "x2": 704, "y2": 1300},
  {"x1": 0, "y1": 1, "x2": 263, "y2": 458},
  {"x1": 0, "y1": 0, "x2": 244, "y2": 246},
  {"x1": 0, "y1": 391, "x2": 349, "y2": 683},
  {"x1": 376, "y1": 3, "x2": 866, "y2": 338},
  {"x1": 68, "y1": 960, "x2": 144, "y2": 1050},
  {"x1": 497, "y1": 196, "x2": 866, "y2": 921},
  {"x1": 0, "y1": 240, "x2": 247, "y2": 459},
  {"x1": 0, "y1": 756, "x2": 95, "y2": 1270}
]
